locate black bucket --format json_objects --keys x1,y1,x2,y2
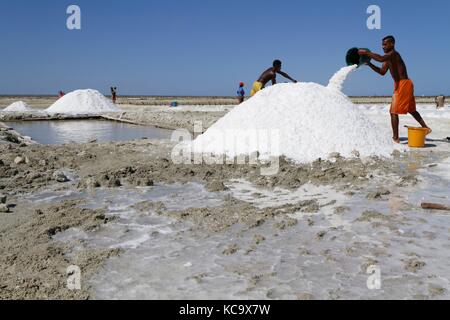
[{"x1": 346, "y1": 48, "x2": 371, "y2": 67}]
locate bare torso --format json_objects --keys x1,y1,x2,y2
[
  {"x1": 257, "y1": 68, "x2": 276, "y2": 87},
  {"x1": 386, "y1": 51, "x2": 409, "y2": 82}
]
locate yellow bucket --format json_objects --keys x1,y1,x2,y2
[{"x1": 407, "y1": 127, "x2": 428, "y2": 148}]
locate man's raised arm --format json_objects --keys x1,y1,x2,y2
[
  {"x1": 278, "y1": 71, "x2": 297, "y2": 83},
  {"x1": 358, "y1": 49, "x2": 390, "y2": 63}
]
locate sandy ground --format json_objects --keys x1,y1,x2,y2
[{"x1": 1, "y1": 101, "x2": 450, "y2": 300}]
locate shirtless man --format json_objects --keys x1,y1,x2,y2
[
  {"x1": 250, "y1": 60, "x2": 297, "y2": 97},
  {"x1": 359, "y1": 36, "x2": 431, "y2": 143}
]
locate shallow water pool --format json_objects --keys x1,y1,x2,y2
[{"x1": 5, "y1": 120, "x2": 173, "y2": 144}]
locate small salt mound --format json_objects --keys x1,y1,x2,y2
[
  {"x1": 3, "y1": 101, "x2": 33, "y2": 112},
  {"x1": 187, "y1": 66, "x2": 399, "y2": 164},
  {"x1": 46, "y1": 89, "x2": 118, "y2": 115}
]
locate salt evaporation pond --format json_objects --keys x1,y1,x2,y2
[
  {"x1": 23, "y1": 155, "x2": 450, "y2": 300},
  {"x1": 6, "y1": 120, "x2": 173, "y2": 144}
]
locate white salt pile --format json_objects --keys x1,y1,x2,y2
[
  {"x1": 3, "y1": 101, "x2": 33, "y2": 112},
  {"x1": 187, "y1": 66, "x2": 399, "y2": 164},
  {"x1": 46, "y1": 89, "x2": 118, "y2": 115}
]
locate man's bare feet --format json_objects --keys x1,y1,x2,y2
[{"x1": 393, "y1": 137, "x2": 401, "y2": 144}]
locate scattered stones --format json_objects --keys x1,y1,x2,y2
[
  {"x1": 295, "y1": 200, "x2": 320, "y2": 213},
  {"x1": 297, "y1": 293, "x2": 315, "y2": 300},
  {"x1": 351, "y1": 150, "x2": 361, "y2": 158},
  {"x1": 0, "y1": 194, "x2": 6, "y2": 204},
  {"x1": 253, "y1": 234, "x2": 266, "y2": 245},
  {"x1": 83, "y1": 177, "x2": 101, "y2": 189},
  {"x1": 223, "y1": 244, "x2": 239, "y2": 255},
  {"x1": 428, "y1": 285, "x2": 446, "y2": 297},
  {"x1": 14, "y1": 156, "x2": 25, "y2": 165},
  {"x1": 356, "y1": 210, "x2": 391, "y2": 223},
  {"x1": 108, "y1": 179, "x2": 122, "y2": 188},
  {"x1": 27, "y1": 172, "x2": 42, "y2": 181},
  {"x1": 0, "y1": 204, "x2": 10, "y2": 213},
  {"x1": 360, "y1": 259, "x2": 379, "y2": 273},
  {"x1": 38, "y1": 160, "x2": 47, "y2": 166},
  {"x1": 4, "y1": 132, "x2": 20, "y2": 144},
  {"x1": 275, "y1": 218, "x2": 298, "y2": 230},
  {"x1": 397, "y1": 175, "x2": 419, "y2": 187},
  {"x1": 299, "y1": 248, "x2": 312, "y2": 256},
  {"x1": 95, "y1": 213, "x2": 106, "y2": 221},
  {"x1": 334, "y1": 206, "x2": 350, "y2": 214},
  {"x1": 46, "y1": 226, "x2": 63, "y2": 237},
  {"x1": 205, "y1": 180, "x2": 229, "y2": 192},
  {"x1": 249, "y1": 218, "x2": 266, "y2": 229},
  {"x1": 315, "y1": 230, "x2": 327, "y2": 240},
  {"x1": 392, "y1": 150, "x2": 402, "y2": 158},
  {"x1": 0, "y1": 159, "x2": 4, "y2": 166},
  {"x1": 328, "y1": 152, "x2": 342, "y2": 160},
  {"x1": 135, "y1": 178, "x2": 154, "y2": 187},
  {"x1": 132, "y1": 201, "x2": 166, "y2": 215},
  {"x1": 404, "y1": 259, "x2": 426, "y2": 273},
  {"x1": 53, "y1": 172, "x2": 70, "y2": 183},
  {"x1": 366, "y1": 188, "x2": 391, "y2": 200}
]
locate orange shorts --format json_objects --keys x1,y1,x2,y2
[{"x1": 390, "y1": 79, "x2": 416, "y2": 115}]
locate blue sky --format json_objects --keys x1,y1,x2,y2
[{"x1": 1, "y1": 0, "x2": 449, "y2": 96}]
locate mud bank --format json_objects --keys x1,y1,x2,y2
[
  {"x1": 0, "y1": 112, "x2": 103, "y2": 122},
  {"x1": 0, "y1": 200, "x2": 119, "y2": 299},
  {"x1": 0, "y1": 122, "x2": 37, "y2": 146},
  {"x1": 103, "y1": 108, "x2": 229, "y2": 132}
]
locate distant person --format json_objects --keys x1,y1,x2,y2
[
  {"x1": 111, "y1": 87, "x2": 117, "y2": 104},
  {"x1": 250, "y1": 60, "x2": 297, "y2": 97},
  {"x1": 435, "y1": 95, "x2": 445, "y2": 109},
  {"x1": 237, "y1": 82, "x2": 245, "y2": 104},
  {"x1": 58, "y1": 91, "x2": 65, "y2": 98},
  {"x1": 359, "y1": 36, "x2": 431, "y2": 143}
]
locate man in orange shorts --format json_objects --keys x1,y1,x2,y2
[{"x1": 359, "y1": 36, "x2": 431, "y2": 143}]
